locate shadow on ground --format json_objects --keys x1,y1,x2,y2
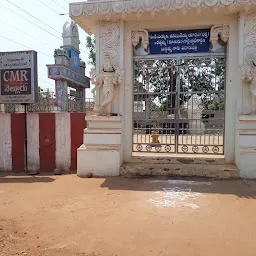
[
  {"x1": 0, "y1": 172, "x2": 56, "y2": 183},
  {"x1": 100, "y1": 176, "x2": 256, "y2": 199}
]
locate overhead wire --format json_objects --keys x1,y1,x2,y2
[
  {"x1": 0, "y1": 1, "x2": 89, "y2": 66},
  {"x1": 0, "y1": 35, "x2": 52, "y2": 58},
  {"x1": 0, "y1": 0, "x2": 83, "y2": 89},
  {"x1": 36, "y1": 0, "x2": 89, "y2": 55},
  {"x1": 4, "y1": 0, "x2": 61, "y2": 34},
  {"x1": 4, "y1": 0, "x2": 90, "y2": 53},
  {"x1": 38, "y1": 0, "x2": 62, "y2": 16},
  {"x1": 49, "y1": 0, "x2": 67, "y2": 12},
  {"x1": 0, "y1": 2, "x2": 62, "y2": 41},
  {"x1": 0, "y1": 19, "x2": 49, "y2": 46},
  {"x1": 38, "y1": 0, "x2": 89, "y2": 54}
]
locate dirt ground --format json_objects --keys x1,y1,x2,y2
[{"x1": 0, "y1": 174, "x2": 256, "y2": 256}]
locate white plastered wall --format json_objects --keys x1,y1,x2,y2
[{"x1": 122, "y1": 11, "x2": 239, "y2": 164}]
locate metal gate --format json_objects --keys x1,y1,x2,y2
[{"x1": 133, "y1": 55, "x2": 226, "y2": 155}]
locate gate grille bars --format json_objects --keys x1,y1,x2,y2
[{"x1": 133, "y1": 56, "x2": 226, "y2": 155}]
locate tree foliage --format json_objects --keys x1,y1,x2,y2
[
  {"x1": 38, "y1": 87, "x2": 52, "y2": 99},
  {"x1": 86, "y1": 35, "x2": 96, "y2": 67},
  {"x1": 134, "y1": 57, "x2": 225, "y2": 115}
]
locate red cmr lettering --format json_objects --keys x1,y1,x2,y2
[{"x1": 3, "y1": 70, "x2": 28, "y2": 82}]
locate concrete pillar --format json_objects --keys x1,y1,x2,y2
[
  {"x1": 55, "y1": 80, "x2": 68, "y2": 112},
  {"x1": 77, "y1": 20, "x2": 125, "y2": 177},
  {"x1": 235, "y1": 12, "x2": 256, "y2": 179}
]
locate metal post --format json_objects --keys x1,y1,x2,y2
[
  {"x1": 175, "y1": 58, "x2": 181, "y2": 153},
  {"x1": 24, "y1": 104, "x2": 28, "y2": 172}
]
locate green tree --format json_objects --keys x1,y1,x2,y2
[
  {"x1": 182, "y1": 57, "x2": 225, "y2": 111},
  {"x1": 38, "y1": 87, "x2": 52, "y2": 99},
  {"x1": 134, "y1": 59, "x2": 190, "y2": 115},
  {"x1": 86, "y1": 35, "x2": 96, "y2": 67},
  {"x1": 134, "y1": 57, "x2": 225, "y2": 115}
]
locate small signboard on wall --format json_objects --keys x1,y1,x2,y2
[
  {"x1": 149, "y1": 29, "x2": 210, "y2": 55},
  {"x1": 0, "y1": 51, "x2": 38, "y2": 104}
]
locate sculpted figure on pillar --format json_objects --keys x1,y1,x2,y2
[
  {"x1": 91, "y1": 56, "x2": 124, "y2": 116},
  {"x1": 248, "y1": 60, "x2": 256, "y2": 115},
  {"x1": 242, "y1": 60, "x2": 256, "y2": 115}
]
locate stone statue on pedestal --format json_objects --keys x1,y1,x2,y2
[{"x1": 91, "y1": 57, "x2": 123, "y2": 116}]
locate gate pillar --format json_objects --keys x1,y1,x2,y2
[
  {"x1": 77, "y1": 21, "x2": 125, "y2": 177},
  {"x1": 236, "y1": 12, "x2": 256, "y2": 179}
]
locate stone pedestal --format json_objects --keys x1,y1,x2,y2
[
  {"x1": 77, "y1": 116, "x2": 122, "y2": 177},
  {"x1": 236, "y1": 115, "x2": 256, "y2": 179}
]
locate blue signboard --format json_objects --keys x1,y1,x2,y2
[
  {"x1": 149, "y1": 29, "x2": 210, "y2": 55},
  {"x1": 62, "y1": 67, "x2": 90, "y2": 87},
  {"x1": 47, "y1": 65, "x2": 90, "y2": 88},
  {"x1": 69, "y1": 48, "x2": 80, "y2": 73},
  {"x1": 49, "y1": 67, "x2": 60, "y2": 76}
]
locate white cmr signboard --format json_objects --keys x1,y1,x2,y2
[{"x1": 0, "y1": 51, "x2": 38, "y2": 104}]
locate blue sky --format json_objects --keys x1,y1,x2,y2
[{"x1": 0, "y1": 0, "x2": 92, "y2": 95}]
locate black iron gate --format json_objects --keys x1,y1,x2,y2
[{"x1": 133, "y1": 55, "x2": 226, "y2": 155}]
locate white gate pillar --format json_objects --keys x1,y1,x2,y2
[
  {"x1": 77, "y1": 20, "x2": 125, "y2": 177},
  {"x1": 236, "y1": 12, "x2": 256, "y2": 179}
]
